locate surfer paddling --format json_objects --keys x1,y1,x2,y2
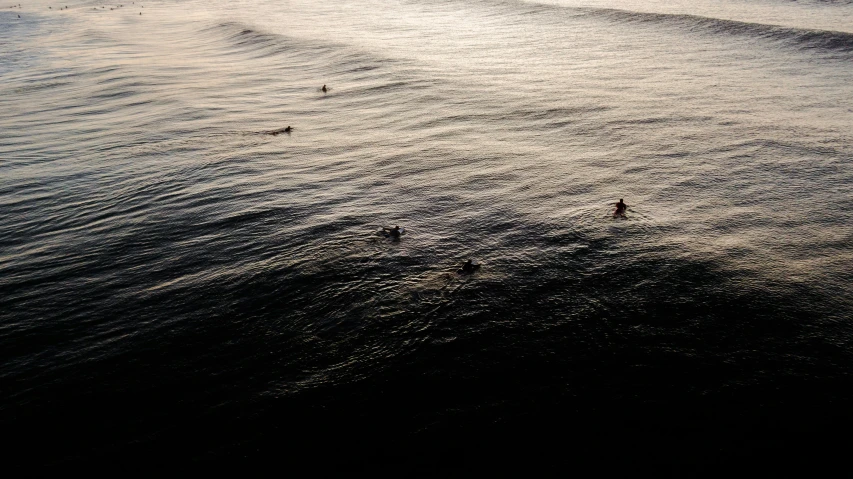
[{"x1": 266, "y1": 126, "x2": 292, "y2": 135}]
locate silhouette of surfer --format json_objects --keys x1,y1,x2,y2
[
  {"x1": 383, "y1": 225, "x2": 401, "y2": 239},
  {"x1": 267, "y1": 126, "x2": 291, "y2": 135},
  {"x1": 322, "y1": 84, "x2": 327, "y2": 93},
  {"x1": 458, "y1": 259, "x2": 480, "y2": 274},
  {"x1": 613, "y1": 198, "x2": 628, "y2": 218}
]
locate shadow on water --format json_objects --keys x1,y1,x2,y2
[{"x1": 3, "y1": 212, "x2": 852, "y2": 473}]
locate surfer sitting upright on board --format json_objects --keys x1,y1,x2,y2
[
  {"x1": 384, "y1": 225, "x2": 402, "y2": 239},
  {"x1": 613, "y1": 198, "x2": 628, "y2": 218}
]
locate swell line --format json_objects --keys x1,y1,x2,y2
[{"x1": 574, "y1": 6, "x2": 853, "y2": 56}]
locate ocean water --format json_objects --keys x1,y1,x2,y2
[{"x1": 2, "y1": 0, "x2": 853, "y2": 471}]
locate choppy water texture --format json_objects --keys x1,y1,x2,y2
[{"x1": 2, "y1": 0, "x2": 853, "y2": 472}]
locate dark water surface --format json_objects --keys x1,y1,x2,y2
[{"x1": 2, "y1": 0, "x2": 853, "y2": 472}]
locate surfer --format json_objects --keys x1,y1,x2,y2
[
  {"x1": 613, "y1": 198, "x2": 628, "y2": 217},
  {"x1": 459, "y1": 259, "x2": 479, "y2": 274},
  {"x1": 384, "y1": 225, "x2": 401, "y2": 239},
  {"x1": 267, "y1": 126, "x2": 291, "y2": 135},
  {"x1": 322, "y1": 84, "x2": 327, "y2": 93}
]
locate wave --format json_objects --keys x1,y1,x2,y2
[
  {"x1": 576, "y1": 7, "x2": 853, "y2": 55},
  {"x1": 199, "y1": 20, "x2": 412, "y2": 85},
  {"x1": 202, "y1": 21, "x2": 347, "y2": 60}
]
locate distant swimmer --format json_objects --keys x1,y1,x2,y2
[
  {"x1": 322, "y1": 84, "x2": 327, "y2": 93},
  {"x1": 613, "y1": 198, "x2": 628, "y2": 218},
  {"x1": 458, "y1": 259, "x2": 480, "y2": 274}
]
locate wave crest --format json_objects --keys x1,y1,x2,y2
[{"x1": 578, "y1": 7, "x2": 853, "y2": 55}]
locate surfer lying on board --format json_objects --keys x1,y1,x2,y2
[
  {"x1": 613, "y1": 199, "x2": 628, "y2": 217},
  {"x1": 266, "y1": 126, "x2": 292, "y2": 135}
]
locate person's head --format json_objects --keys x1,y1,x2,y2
[
  {"x1": 620, "y1": 198, "x2": 624, "y2": 203},
  {"x1": 466, "y1": 259, "x2": 472, "y2": 264}
]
